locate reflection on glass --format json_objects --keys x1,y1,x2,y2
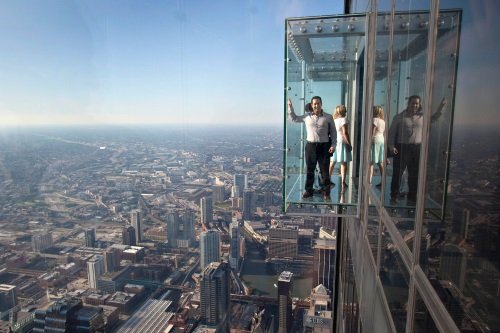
[{"x1": 380, "y1": 225, "x2": 410, "y2": 331}]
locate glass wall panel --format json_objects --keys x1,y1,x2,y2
[
  {"x1": 367, "y1": 217, "x2": 380, "y2": 265},
  {"x1": 380, "y1": 225, "x2": 410, "y2": 331},
  {"x1": 424, "y1": 10, "x2": 461, "y2": 218},
  {"x1": 413, "y1": 289, "x2": 440, "y2": 333},
  {"x1": 284, "y1": 15, "x2": 367, "y2": 215}
]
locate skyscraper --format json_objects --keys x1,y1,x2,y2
[
  {"x1": 0, "y1": 284, "x2": 16, "y2": 314},
  {"x1": 242, "y1": 188, "x2": 255, "y2": 221},
  {"x1": 122, "y1": 225, "x2": 137, "y2": 246},
  {"x1": 200, "y1": 230, "x2": 221, "y2": 270},
  {"x1": 85, "y1": 227, "x2": 96, "y2": 248},
  {"x1": 229, "y1": 219, "x2": 240, "y2": 270},
  {"x1": 131, "y1": 209, "x2": 142, "y2": 243},
  {"x1": 87, "y1": 255, "x2": 105, "y2": 289},
  {"x1": 200, "y1": 195, "x2": 213, "y2": 225},
  {"x1": 277, "y1": 271, "x2": 293, "y2": 333},
  {"x1": 233, "y1": 174, "x2": 247, "y2": 197},
  {"x1": 31, "y1": 231, "x2": 53, "y2": 253},
  {"x1": 212, "y1": 184, "x2": 225, "y2": 203},
  {"x1": 200, "y1": 262, "x2": 230, "y2": 331},
  {"x1": 313, "y1": 233, "x2": 336, "y2": 293},
  {"x1": 283, "y1": 3, "x2": 488, "y2": 332},
  {"x1": 167, "y1": 211, "x2": 195, "y2": 248}
]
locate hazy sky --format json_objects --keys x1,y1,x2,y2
[
  {"x1": 0, "y1": 0, "x2": 342, "y2": 126},
  {"x1": 0, "y1": 1, "x2": 498, "y2": 128}
]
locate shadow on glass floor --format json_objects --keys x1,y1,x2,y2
[{"x1": 285, "y1": 172, "x2": 442, "y2": 217}]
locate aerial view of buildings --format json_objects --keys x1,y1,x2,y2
[{"x1": 1, "y1": 0, "x2": 500, "y2": 333}]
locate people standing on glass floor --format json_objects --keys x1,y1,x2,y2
[
  {"x1": 329, "y1": 105, "x2": 352, "y2": 191},
  {"x1": 369, "y1": 105, "x2": 386, "y2": 186},
  {"x1": 288, "y1": 96, "x2": 335, "y2": 200},
  {"x1": 388, "y1": 95, "x2": 447, "y2": 204}
]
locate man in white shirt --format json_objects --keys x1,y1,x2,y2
[{"x1": 288, "y1": 96, "x2": 336, "y2": 199}]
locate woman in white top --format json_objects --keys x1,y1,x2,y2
[
  {"x1": 329, "y1": 105, "x2": 352, "y2": 189},
  {"x1": 370, "y1": 105, "x2": 386, "y2": 185}
]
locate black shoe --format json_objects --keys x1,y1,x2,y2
[{"x1": 302, "y1": 191, "x2": 313, "y2": 198}]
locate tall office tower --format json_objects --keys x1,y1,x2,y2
[
  {"x1": 31, "y1": 231, "x2": 53, "y2": 253},
  {"x1": 268, "y1": 225, "x2": 298, "y2": 258},
  {"x1": 167, "y1": 211, "x2": 195, "y2": 248},
  {"x1": 233, "y1": 174, "x2": 248, "y2": 197},
  {"x1": 313, "y1": 233, "x2": 337, "y2": 292},
  {"x1": 229, "y1": 220, "x2": 240, "y2": 270},
  {"x1": 130, "y1": 209, "x2": 142, "y2": 243},
  {"x1": 277, "y1": 271, "x2": 293, "y2": 333},
  {"x1": 122, "y1": 225, "x2": 137, "y2": 246},
  {"x1": 303, "y1": 284, "x2": 333, "y2": 332},
  {"x1": 200, "y1": 196, "x2": 213, "y2": 225},
  {"x1": 242, "y1": 188, "x2": 256, "y2": 220},
  {"x1": 263, "y1": 191, "x2": 274, "y2": 207},
  {"x1": 85, "y1": 227, "x2": 97, "y2": 248},
  {"x1": 33, "y1": 298, "x2": 104, "y2": 333},
  {"x1": 0, "y1": 284, "x2": 16, "y2": 314},
  {"x1": 231, "y1": 185, "x2": 240, "y2": 199},
  {"x1": 87, "y1": 255, "x2": 105, "y2": 289},
  {"x1": 200, "y1": 230, "x2": 221, "y2": 270},
  {"x1": 212, "y1": 184, "x2": 225, "y2": 203},
  {"x1": 439, "y1": 243, "x2": 467, "y2": 290},
  {"x1": 452, "y1": 203, "x2": 470, "y2": 240},
  {"x1": 200, "y1": 262, "x2": 230, "y2": 331},
  {"x1": 104, "y1": 248, "x2": 120, "y2": 273}
]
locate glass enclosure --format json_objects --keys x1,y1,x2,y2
[{"x1": 283, "y1": 10, "x2": 460, "y2": 218}]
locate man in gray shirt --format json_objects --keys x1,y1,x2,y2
[
  {"x1": 388, "y1": 95, "x2": 447, "y2": 203},
  {"x1": 288, "y1": 96, "x2": 336, "y2": 199}
]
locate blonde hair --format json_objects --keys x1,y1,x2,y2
[
  {"x1": 373, "y1": 105, "x2": 384, "y2": 119},
  {"x1": 333, "y1": 105, "x2": 347, "y2": 119}
]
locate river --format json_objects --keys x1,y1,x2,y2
[{"x1": 240, "y1": 247, "x2": 312, "y2": 299}]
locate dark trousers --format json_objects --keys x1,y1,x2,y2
[
  {"x1": 390, "y1": 143, "x2": 421, "y2": 200},
  {"x1": 305, "y1": 142, "x2": 331, "y2": 193}
]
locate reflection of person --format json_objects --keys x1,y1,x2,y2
[
  {"x1": 329, "y1": 105, "x2": 352, "y2": 190},
  {"x1": 388, "y1": 95, "x2": 447, "y2": 203},
  {"x1": 370, "y1": 106, "x2": 386, "y2": 185},
  {"x1": 288, "y1": 97, "x2": 335, "y2": 199}
]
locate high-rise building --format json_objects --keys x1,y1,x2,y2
[
  {"x1": 242, "y1": 188, "x2": 255, "y2": 220},
  {"x1": 0, "y1": 284, "x2": 16, "y2": 314},
  {"x1": 122, "y1": 225, "x2": 137, "y2": 246},
  {"x1": 212, "y1": 185, "x2": 225, "y2": 203},
  {"x1": 231, "y1": 185, "x2": 240, "y2": 199},
  {"x1": 87, "y1": 255, "x2": 105, "y2": 289},
  {"x1": 283, "y1": 2, "x2": 498, "y2": 332},
  {"x1": 104, "y1": 248, "x2": 120, "y2": 273},
  {"x1": 229, "y1": 220, "x2": 240, "y2": 270},
  {"x1": 167, "y1": 211, "x2": 195, "y2": 248},
  {"x1": 439, "y1": 243, "x2": 467, "y2": 290},
  {"x1": 200, "y1": 262, "x2": 230, "y2": 331},
  {"x1": 130, "y1": 209, "x2": 142, "y2": 243},
  {"x1": 200, "y1": 195, "x2": 213, "y2": 225},
  {"x1": 85, "y1": 227, "x2": 96, "y2": 248},
  {"x1": 233, "y1": 174, "x2": 247, "y2": 197},
  {"x1": 268, "y1": 224, "x2": 298, "y2": 258},
  {"x1": 33, "y1": 298, "x2": 104, "y2": 333},
  {"x1": 313, "y1": 233, "x2": 336, "y2": 293},
  {"x1": 31, "y1": 231, "x2": 53, "y2": 253},
  {"x1": 303, "y1": 284, "x2": 333, "y2": 332},
  {"x1": 200, "y1": 230, "x2": 221, "y2": 270},
  {"x1": 277, "y1": 271, "x2": 293, "y2": 333}
]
